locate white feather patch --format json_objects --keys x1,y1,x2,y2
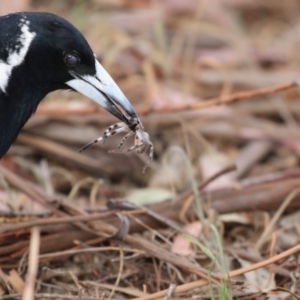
[{"x1": 0, "y1": 18, "x2": 36, "y2": 93}]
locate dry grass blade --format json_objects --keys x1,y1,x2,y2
[{"x1": 255, "y1": 188, "x2": 300, "y2": 251}]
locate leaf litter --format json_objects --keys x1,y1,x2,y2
[{"x1": 1, "y1": 0, "x2": 300, "y2": 299}]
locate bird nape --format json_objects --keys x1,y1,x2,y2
[{"x1": 0, "y1": 12, "x2": 138, "y2": 158}]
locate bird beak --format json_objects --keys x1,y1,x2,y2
[{"x1": 66, "y1": 60, "x2": 137, "y2": 123}]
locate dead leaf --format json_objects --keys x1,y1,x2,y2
[
  {"x1": 171, "y1": 221, "x2": 202, "y2": 256},
  {"x1": 6, "y1": 270, "x2": 25, "y2": 294}
]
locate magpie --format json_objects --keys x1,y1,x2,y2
[{"x1": 0, "y1": 12, "x2": 137, "y2": 158}]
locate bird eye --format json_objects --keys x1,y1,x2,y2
[{"x1": 64, "y1": 53, "x2": 80, "y2": 67}]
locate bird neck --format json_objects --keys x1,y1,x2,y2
[{"x1": 0, "y1": 89, "x2": 44, "y2": 158}]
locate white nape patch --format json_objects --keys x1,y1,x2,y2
[{"x1": 0, "y1": 18, "x2": 36, "y2": 93}]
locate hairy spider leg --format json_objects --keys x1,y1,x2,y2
[
  {"x1": 109, "y1": 136, "x2": 145, "y2": 154},
  {"x1": 135, "y1": 131, "x2": 148, "y2": 154},
  {"x1": 117, "y1": 131, "x2": 135, "y2": 149},
  {"x1": 79, "y1": 124, "x2": 128, "y2": 152},
  {"x1": 134, "y1": 131, "x2": 153, "y2": 173},
  {"x1": 79, "y1": 136, "x2": 104, "y2": 152},
  {"x1": 142, "y1": 142, "x2": 154, "y2": 173},
  {"x1": 102, "y1": 122, "x2": 128, "y2": 145},
  {"x1": 108, "y1": 129, "x2": 154, "y2": 173}
]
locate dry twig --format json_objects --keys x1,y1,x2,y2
[{"x1": 22, "y1": 227, "x2": 40, "y2": 300}]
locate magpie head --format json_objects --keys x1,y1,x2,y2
[{"x1": 0, "y1": 12, "x2": 137, "y2": 122}]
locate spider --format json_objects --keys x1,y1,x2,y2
[{"x1": 79, "y1": 118, "x2": 153, "y2": 173}]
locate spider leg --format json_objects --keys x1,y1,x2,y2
[
  {"x1": 109, "y1": 141, "x2": 144, "y2": 154},
  {"x1": 80, "y1": 120, "x2": 154, "y2": 173},
  {"x1": 79, "y1": 123, "x2": 129, "y2": 152},
  {"x1": 117, "y1": 131, "x2": 135, "y2": 149},
  {"x1": 79, "y1": 136, "x2": 104, "y2": 152},
  {"x1": 135, "y1": 131, "x2": 150, "y2": 154},
  {"x1": 107, "y1": 122, "x2": 126, "y2": 132},
  {"x1": 102, "y1": 122, "x2": 127, "y2": 145},
  {"x1": 136, "y1": 142, "x2": 147, "y2": 154},
  {"x1": 142, "y1": 142, "x2": 154, "y2": 173}
]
